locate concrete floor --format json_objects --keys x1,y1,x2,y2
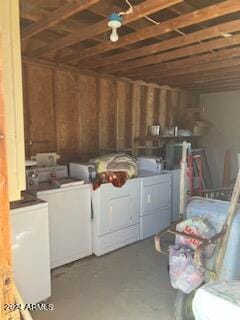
[{"x1": 33, "y1": 238, "x2": 176, "y2": 320}]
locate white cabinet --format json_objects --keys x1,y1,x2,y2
[
  {"x1": 139, "y1": 171, "x2": 171, "y2": 239},
  {"x1": 37, "y1": 185, "x2": 92, "y2": 269},
  {"x1": 11, "y1": 202, "x2": 51, "y2": 303},
  {"x1": 92, "y1": 179, "x2": 140, "y2": 256}
]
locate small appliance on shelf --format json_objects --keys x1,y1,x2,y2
[
  {"x1": 137, "y1": 156, "x2": 163, "y2": 173},
  {"x1": 69, "y1": 163, "x2": 97, "y2": 183},
  {"x1": 26, "y1": 153, "x2": 68, "y2": 187},
  {"x1": 31, "y1": 152, "x2": 60, "y2": 167}
]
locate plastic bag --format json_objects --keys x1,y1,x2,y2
[
  {"x1": 176, "y1": 216, "x2": 216, "y2": 258},
  {"x1": 169, "y1": 245, "x2": 204, "y2": 294}
]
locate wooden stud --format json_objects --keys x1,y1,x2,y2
[
  {"x1": 131, "y1": 82, "x2": 141, "y2": 156},
  {"x1": 77, "y1": 74, "x2": 99, "y2": 159},
  {"x1": 145, "y1": 86, "x2": 155, "y2": 155},
  {"x1": 159, "y1": 88, "x2": 167, "y2": 131}
]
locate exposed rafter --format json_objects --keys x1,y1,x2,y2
[
  {"x1": 126, "y1": 47, "x2": 240, "y2": 78},
  {"x1": 102, "y1": 32, "x2": 240, "y2": 74},
  {"x1": 20, "y1": 0, "x2": 240, "y2": 92},
  {"x1": 27, "y1": 0, "x2": 183, "y2": 58},
  {"x1": 22, "y1": 0, "x2": 101, "y2": 40},
  {"x1": 159, "y1": 68, "x2": 240, "y2": 87},
  {"x1": 138, "y1": 58, "x2": 240, "y2": 85},
  {"x1": 78, "y1": 20, "x2": 240, "y2": 70},
  {"x1": 61, "y1": 0, "x2": 240, "y2": 64}
]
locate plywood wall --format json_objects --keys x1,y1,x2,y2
[{"x1": 23, "y1": 61, "x2": 199, "y2": 163}]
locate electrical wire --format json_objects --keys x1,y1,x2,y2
[
  {"x1": 118, "y1": 0, "x2": 187, "y2": 36},
  {"x1": 117, "y1": 0, "x2": 215, "y2": 54},
  {"x1": 143, "y1": 6, "x2": 215, "y2": 54},
  {"x1": 144, "y1": 15, "x2": 186, "y2": 36},
  {"x1": 118, "y1": 0, "x2": 133, "y2": 16}
]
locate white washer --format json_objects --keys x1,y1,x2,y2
[
  {"x1": 37, "y1": 184, "x2": 92, "y2": 268},
  {"x1": 11, "y1": 201, "x2": 51, "y2": 304}
]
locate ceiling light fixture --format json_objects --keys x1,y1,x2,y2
[
  {"x1": 108, "y1": 13, "x2": 123, "y2": 43},
  {"x1": 108, "y1": 0, "x2": 133, "y2": 43}
]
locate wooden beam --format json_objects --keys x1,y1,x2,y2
[
  {"x1": 181, "y1": 77, "x2": 240, "y2": 87},
  {"x1": 88, "y1": 1, "x2": 171, "y2": 43},
  {"x1": 160, "y1": 69, "x2": 240, "y2": 86},
  {"x1": 22, "y1": 0, "x2": 101, "y2": 40},
  {"x1": 21, "y1": 4, "x2": 122, "y2": 59},
  {"x1": 22, "y1": 56, "x2": 177, "y2": 91},
  {"x1": 0, "y1": 33, "x2": 20, "y2": 320},
  {"x1": 79, "y1": 20, "x2": 240, "y2": 70},
  {"x1": 62, "y1": 0, "x2": 240, "y2": 64},
  {"x1": 27, "y1": 0, "x2": 184, "y2": 58},
  {"x1": 166, "y1": 78, "x2": 240, "y2": 90},
  {"x1": 127, "y1": 47, "x2": 240, "y2": 78},
  {"x1": 193, "y1": 85, "x2": 240, "y2": 93},
  {"x1": 21, "y1": 4, "x2": 93, "y2": 34},
  {"x1": 142, "y1": 58, "x2": 240, "y2": 84},
  {"x1": 85, "y1": 1, "x2": 164, "y2": 52},
  {"x1": 184, "y1": 82, "x2": 240, "y2": 92},
  {"x1": 103, "y1": 33, "x2": 240, "y2": 74}
]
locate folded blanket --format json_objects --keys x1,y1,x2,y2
[
  {"x1": 93, "y1": 171, "x2": 128, "y2": 190},
  {"x1": 90, "y1": 153, "x2": 138, "y2": 178}
]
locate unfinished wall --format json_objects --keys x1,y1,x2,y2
[
  {"x1": 23, "y1": 61, "x2": 198, "y2": 163},
  {"x1": 199, "y1": 90, "x2": 240, "y2": 187}
]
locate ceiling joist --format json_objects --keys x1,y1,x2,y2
[
  {"x1": 127, "y1": 47, "x2": 240, "y2": 78},
  {"x1": 78, "y1": 19, "x2": 240, "y2": 70},
  {"x1": 20, "y1": 0, "x2": 240, "y2": 93},
  {"x1": 62, "y1": 0, "x2": 240, "y2": 64},
  {"x1": 102, "y1": 32, "x2": 240, "y2": 74},
  {"x1": 22, "y1": 0, "x2": 101, "y2": 40},
  {"x1": 28, "y1": 0, "x2": 183, "y2": 58}
]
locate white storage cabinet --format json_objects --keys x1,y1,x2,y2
[
  {"x1": 11, "y1": 202, "x2": 51, "y2": 303},
  {"x1": 139, "y1": 171, "x2": 171, "y2": 239},
  {"x1": 92, "y1": 179, "x2": 140, "y2": 256},
  {"x1": 37, "y1": 184, "x2": 92, "y2": 269}
]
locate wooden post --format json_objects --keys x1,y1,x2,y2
[
  {"x1": 179, "y1": 141, "x2": 190, "y2": 219},
  {"x1": 216, "y1": 168, "x2": 240, "y2": 279},
  {"x1": 222, "y1": 149, "x2": 231, "y2": 187},
  {"x1": 0, "y1": 34, "x2": 20, "y2": 320}
]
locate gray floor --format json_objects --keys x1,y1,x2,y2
[{"x1": 33, "y1": 238, "x2": 176, "y2": 320}]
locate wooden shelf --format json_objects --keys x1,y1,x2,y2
[
  {"x1": 134, "y1": 145, "x2": 163, "y2": 150},
  {"x1": 134, "y1": 135, "x2": 196, "y2": 142},
  {"x1": 183, "y1": 107, "x2": 200, "y2": 113}
]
